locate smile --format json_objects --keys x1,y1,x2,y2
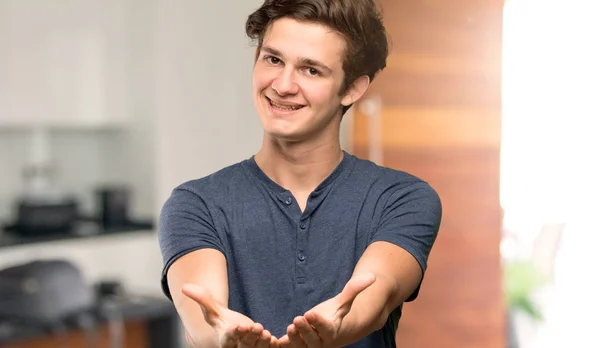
[{"x1": 267, "y1": 97, "x2": 305, "y2": 111}]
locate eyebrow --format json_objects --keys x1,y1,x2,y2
[{"x1": 261, "y1": 46, "x2": 333, "y2": 74}]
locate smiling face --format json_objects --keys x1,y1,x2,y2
[{"x1": 252, "y1": 18, "x2": 366, "y2": 143}]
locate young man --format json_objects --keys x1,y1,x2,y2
[{"x1": 158, "y1": 0, "x2": 442, "y2": 347}]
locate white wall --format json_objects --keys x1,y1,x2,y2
[
  {"x1": 0, "y1": 0, "x2": 162, "y2": 296},
  {"x1": 1, "y1": 0, "x2": 268, "y2": 300},
  {"x1": 155, "y1": 0, "x2": 264, "y2": 205},
  {"x1": 0, "y1": 0, "x2": 157, "y2": 221},
  {"x1": 0, "y1": 131, "x2": 109, "y2": 221}
]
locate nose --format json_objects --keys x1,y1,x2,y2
[{"x1": 271, "y1": 68, "x2": 299, "y2": 96}]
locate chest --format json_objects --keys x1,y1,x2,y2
[
  {"x1": 217, "y1": 177, "x2": 392, "y2": 327},
  {"x1": 223, "y1": 188, "x2": 378, "y2": 268}
]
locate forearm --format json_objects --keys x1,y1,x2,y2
[
  {"x1": 333, "y1": 274, "x2": 397, "y2": 347},
  {"x1": 329, "y1": 242, "x2": 423, "y2": 346},
  {"x1": 174, "y1": 296, "x2": 219, "y2": 347},
  {"x1": 166, "y1": 249, "x2": 230, "y2": 348}
]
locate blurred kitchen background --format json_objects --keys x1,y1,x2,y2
[{"x1": 0, "y1": 0, "x2": 598, "y2": 347}]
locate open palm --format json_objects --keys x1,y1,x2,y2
[
  {"x1": 278, "y1": 273, "x2": 376, "y2": 347},
  {"x1": 183, "y1": 284, "x2": 278, "y2": 348}
]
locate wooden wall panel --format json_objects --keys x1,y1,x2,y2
[
  {"x1": 353, "y1": 108, "x2": 501, "y2": 149},
  {"x1": 353, "y1": 0, "x2": 505, "y2": 347},
  {"x1": 372, "y1": 72, "x2": 499, "y2": 107},
  {"x1": 353, "y1": 142, "x2": 505, "y2": 348}
]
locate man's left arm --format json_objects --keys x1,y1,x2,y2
[
  {"x1": 280, "y1": 242, "x2": 423, "y2": 348},
  {"x1": 331, "y1": 241, "x2": 423, "y2": 345},
  {"x1": 332, "y1": 181, "x2": 442, "y2": 346}
]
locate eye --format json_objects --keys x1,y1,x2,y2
[
  {"x1": 265, "y1": 56, "x2": 281, "y2": 65},
  {"x1": 305, "y1": 67, "x2": 321, "y2": 76}
]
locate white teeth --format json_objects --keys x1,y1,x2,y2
[{"x1": 270, "y1": 99, "x2": 302, "y2": 111}]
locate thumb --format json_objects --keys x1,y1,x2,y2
[
  {"x1": 182, "y1": 284, "x2": 221, "y2": 322},
  {"x1": 336, "y1": 273, "x2": 376, "y2": 318}
]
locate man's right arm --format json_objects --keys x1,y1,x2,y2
[
  {"x1": 168, "y1": 249, "x2": 277, "y2": 348},
  {"x1": 167, "y1": 248, "x2": 228, "y2": 347},
  {"x1": 160, "y1": 187, "x2": 277, "y2": 347}
]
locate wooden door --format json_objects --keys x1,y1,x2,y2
[{"x1": 352, "y1": 0, "x2": 505, "y2": 347}]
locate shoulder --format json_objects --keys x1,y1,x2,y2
[
  {"x1": 346, "y1": 153, "x2": 441, "y2": 211},
  {"x1": 176, "y1": 159, "x2": 250, "y2": 195},
  {"x1": 350, "y1": 154, "x2": 437, "y2": 191}
]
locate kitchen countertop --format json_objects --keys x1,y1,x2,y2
[{"x1": 0, "y1": 219, "x2": 154, "y2": 249}]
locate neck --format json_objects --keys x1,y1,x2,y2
[{"x1": 255, "y1": 134, "x2": 343, "y2": 193}]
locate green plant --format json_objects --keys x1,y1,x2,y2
[{"x1": 503, "y1": 260, "x2": 547, "y2": 321}]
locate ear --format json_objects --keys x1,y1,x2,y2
[{"x1": 341, "y1": 75, "x2": 371, "y2": 107}]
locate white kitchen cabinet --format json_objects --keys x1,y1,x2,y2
[{"x1": 0, "y1": 0, "x2": 130, "y2": 129}]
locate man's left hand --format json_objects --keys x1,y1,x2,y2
[{"x1": 277, "y1": 273, "x2": 376, "y2": 348}]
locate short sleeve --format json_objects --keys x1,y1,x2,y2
[
  {"x1": 370, "y1": 181, "x2": 442, "y2": 301},
  {"x1": 158, "y1": 187, "x2": 225, "y2": 300}
]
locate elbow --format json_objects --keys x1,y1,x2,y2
[
  {"x1": 369, "y1": 303, "x2": 393, "y2": 332},
  {"x1": 373, "y1": 287, "x2": 402, "y2": 331},
  {"x1": 371, "y1": 301, "x2": 398, "y2": 332},
  {"x1": 374, "y1": 303, "x2": 395, "y2": 331}
]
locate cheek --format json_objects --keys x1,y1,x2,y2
[
  {"x1": 303, "y1": 83, "x2": 339, "y2": 106},
  {"x1": 252, "y1": 66, "x2": 273, "y2": 92}
]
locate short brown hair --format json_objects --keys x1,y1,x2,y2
[{"x1": 246, "y1": 0, "x2": 389, "y2": 111}]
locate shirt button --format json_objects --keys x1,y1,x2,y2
[
  {"x1": 285, "y1": 197, "x2": 293, "y2": 205},
  {"x1": 298, "y1": 253, "x2": 306, "y2": 261},
  {"x1": 300, "y1": 222, "x2": 307, "y2": 229}
]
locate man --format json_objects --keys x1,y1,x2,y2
[{"x1": 158, "y1": 0, "x2": 442, "y2": 347}]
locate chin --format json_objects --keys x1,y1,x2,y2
[
  {"x1": 259, "y1": 112, "x2": 309, "y2": 140},
  {"x1": 263, "y1": 125, "x2": 305, "y2": 142}
]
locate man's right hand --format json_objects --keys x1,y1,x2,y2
[{"x1": 182, "y1": 284, "x2": 279, "y2": 348}]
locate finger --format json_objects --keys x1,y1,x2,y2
[
  {"x1": 239, "y1": 322, "x2": 264, "y2": 347},
  {"x1": 278, "y1": 334, "x2": 290, "y2": 346},
  {"x1": 294, "y1": 316, "x2": 321, "y2": 346},
  {"x1": 221, "y1": 325, "x2": 250, "y2": 346},
  {"x1": 181, "y1": 284, "x2": 221, "y2": 320},
  {"x1": 255, "y1": 329, "x2": 273, "y2": 348},
  {"x1": 286, "y1": 323, "x2": 307, "y2": 348},
  {"x1": 269, "y1": 335, "x2": 279, "y2": 348},
  {"x1": 303, "y1": 311, "x2": 333, "y2": 339},
  {"x1": 336, "y1": 273, "x2": 376, "y2": 316}
]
